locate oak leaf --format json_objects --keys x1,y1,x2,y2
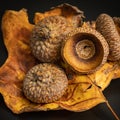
[{"x1": 0, "y1": 8, "x2": 120, "y2": 115}]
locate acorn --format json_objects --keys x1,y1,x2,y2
[
  {"x1": 61, "y1": 26, "x2": 109, "y2": 74},
  {"x1": 23, "y1": 63, "x2": 68, "y2": 103},
  {"x1": 30, "y1": 15, "x2": 73, "y2": 63},
  {"x1": 96, "y1": 13, "x2": 120, "y2": 61}
]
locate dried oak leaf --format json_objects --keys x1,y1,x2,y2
[
  {"x1": 0, "y1": 9, "x2": 120, "y2": 114},
  {"x1": 34, "y1": 3, "x2": 85, "y2": 27},
  {"x1": 0, "y1": 9, "x2": 37, "y2": 113},
  {"x1": 88, "y1": 61, "x2": 120, "y2": 90}
]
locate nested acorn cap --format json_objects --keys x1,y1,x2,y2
[
  {"x1": 96, "y1": 13, "x2": 120, "y2": 61},
  {"x1": 23, "y1": 63, "x2": 68, "y2": 103},
  {"x1": 30, "y1": 15, "x2": 73, "y2": 63},
  {"x1": 61, "y1": 27, "x2": 109, "y2": 74}
]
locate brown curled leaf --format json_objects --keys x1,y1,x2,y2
[
  {"x1": 34, "y1": 3, "x2": 85, "y2": 27},
  {"x1": 0, "y1": 8, "x2": 120, "y2": 114},
  {"x1": 0, "y1": 9, "x2": 37, "y2": 113}
]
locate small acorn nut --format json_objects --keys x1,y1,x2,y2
[
  {"x1": 61, "y1": 27, "x2": 109, "y2": 74},
  {"x1": 96, "y1": 13, "x2": 120, "y2": 61},
  {"x1": 23, "y1": 63, "x2": 68, "y2": 103},
  {"x1": 30, "y1": 15, "x2": 73, "y2": 63}
]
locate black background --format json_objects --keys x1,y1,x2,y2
[{"x1": 0, "y1": 0, "x2": 120, "y2": 120}]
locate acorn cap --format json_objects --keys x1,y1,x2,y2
[
  {"x1": 30, "y1": 15, "x2": 73, "y2": 62},
  {"x1": 23, "y1": 63, "x2": 68, "y2": 103},
  {"x1": 61, "y1": 26, "x2": 109, "y2": 74},
  {"x1": 96, "y1": 13, "x2": 120, "y2": 61}
]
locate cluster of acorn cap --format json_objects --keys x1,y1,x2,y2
[{"x1": 23, "y1": 3, "x2": 120, "y2": 103}]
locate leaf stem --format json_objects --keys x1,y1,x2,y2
[
  {"x1": 105, "y1": 100, "x2": 120, "y2": 120},
  {"x1": 87, "y1": 75, "x2": 120, "y2": 120}
]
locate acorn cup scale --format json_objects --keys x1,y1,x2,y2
[{"x1": 61, "y1": 27, "x2": 109, "y2": 74}]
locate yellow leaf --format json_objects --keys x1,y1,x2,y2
[
  {"x1": 0, "y1": 8, "x2": 120, "y2": 114},
  {"x1": 57, "y1": 75, "x2": 106, "y2": 112},
  {"x1": 88, "y1": 62, "x2": 119, "y2": 90}
]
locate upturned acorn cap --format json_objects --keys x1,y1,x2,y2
[{"x1": 61, "y1": 26, "x2": 109, "y2": 74}]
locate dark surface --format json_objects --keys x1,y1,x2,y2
[{"x1": 0, "y1": 0, "x2": 120, "y2": 120}]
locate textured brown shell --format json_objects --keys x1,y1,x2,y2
[
  {"x1": 23, "y1": 63, "x2": 68, "y2": 103},
  {"x1": 96, "y1": 13, "x2": 120, "y2": 61},
  {"x1": 30, "y1": 15, "x2": 72, "y2": 62},
  {"x1": 61, "y1": 27, "x2": 109, "y2": 74}
]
